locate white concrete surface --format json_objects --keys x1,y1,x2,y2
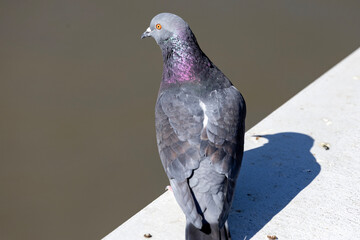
[{"x1": 103, "y1": 47, "x2": 360, "y2": 240}]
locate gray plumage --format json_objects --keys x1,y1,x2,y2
[{"x1": 141, "y1": 13, "x2": 246, "y2": 240}]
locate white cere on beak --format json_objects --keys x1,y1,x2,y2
[
  {"x1": 199, "y1": 100, "x2": 208, "y2": 128},
  {"x1": 146, "y1": 27, "x2": 151, "y2": 33}
]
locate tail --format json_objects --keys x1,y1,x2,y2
[{"x1": 186, "y1": 221, "x2": 231, "y2": 240}]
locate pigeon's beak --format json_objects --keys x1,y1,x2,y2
[{"x1": 141, "y1": 27, "x2": 152, "y2": 39}]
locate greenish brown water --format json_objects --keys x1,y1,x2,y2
[{"x1": 1, "y1": 1, "x2": 359, "y2": 239}]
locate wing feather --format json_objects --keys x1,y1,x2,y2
[{"x1": 155, "y1": 86, "x2": 246, "y2": 228}]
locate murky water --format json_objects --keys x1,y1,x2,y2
[{"x1": 1, "y1": 1, "x2": 359, "y2": 239}]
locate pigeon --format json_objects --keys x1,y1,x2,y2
[{"x1": 141, "y1": 13, "x2": 246, "y2": 240}]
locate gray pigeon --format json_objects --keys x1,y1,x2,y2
[{"x1": 141, "y1": 13, "x2": 246, "y2": 240}]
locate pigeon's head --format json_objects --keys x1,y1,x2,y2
[{"x1": 141, "y1": 13, "x2": 190, "y2": 45}]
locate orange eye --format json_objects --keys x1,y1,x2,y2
[{"x1": 156, "y1": 24, "x2": 162, "y2": 30}]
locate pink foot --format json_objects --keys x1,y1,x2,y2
[{"x1": 165, "y1": 185, "x2": 173, "y2": 192}]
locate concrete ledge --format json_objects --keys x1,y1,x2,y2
[{"x1": 103, "y1": 47, "x2": 360, "y2": 240}]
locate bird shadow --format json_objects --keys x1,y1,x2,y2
[{"x1": 229, "y1": 132, "x2": 321, "y2": 239}]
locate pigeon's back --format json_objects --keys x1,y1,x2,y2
[{"x1": 142, "y1": 13, "x2": 246, "y2": 240}]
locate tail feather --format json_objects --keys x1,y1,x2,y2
[{"x1": 186, "y1": 221, "x2": 231, "y2": 240}]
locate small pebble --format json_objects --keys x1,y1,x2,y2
[
  {"x1": 267, "y1": 235, "x2": 278, "y2": 240},
  {"x1": 320, "y1": 142, "x2": 330, "y2": 150},
  {"x1": 144, "y1": 233, "x2": 152, "y2": 238},
  {"x1": 252, "y1": 135, "x2": 262, "y2": 140}
]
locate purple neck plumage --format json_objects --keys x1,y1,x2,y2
[{"x1": 160, "y1": 30, "x2": 211, "y2": 85}]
